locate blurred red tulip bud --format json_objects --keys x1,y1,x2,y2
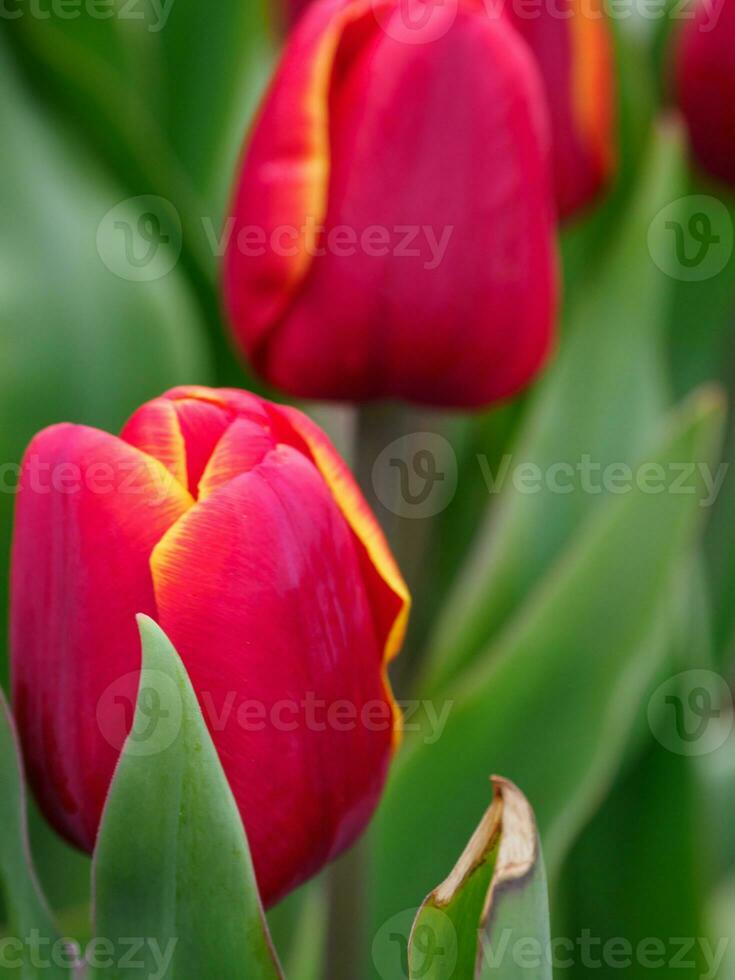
[
  {"x1": 282, "y1": 0, "x2": 311, "y2": 28},
  {"x1": 224, "y1": 0, "x2": 558, "y2": 408},
  {"x1": 505, "y1": 0, "x2": 617, "y2": 220},
  {"x1": 675, "y1": 0, "x2": 735, "y2": 186},
  {"x1": 11, "y1": 386, "x2": 409, "y2": 907}
]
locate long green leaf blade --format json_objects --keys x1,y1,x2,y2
[
  {"x1": 0, "y1": 690, "x2": 70, "y2": 979},
  {"x1": 91, "y1": 616, "x2": 282, "y2": 980},
  {"x1": 423, "y1": 121, "x2": 687, "y2": 694},
  {"x1": 368, "y1": 387, "x2": 724, "y2": 969}
]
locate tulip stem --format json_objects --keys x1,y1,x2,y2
[
  {"x1": 354, "y1": 402, "x2": 447, "y2": 692},
  {"x1": 325, "y1": 838, "x2": 369, "y2": 978},
  {"x1": 325, "y1": 403, "x2": 449, "y2": 974}
]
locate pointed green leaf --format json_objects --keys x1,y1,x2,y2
[
  {"x1": 91, "y1": 616, "x2": 282, "y2": 980},
  {"x1": 0, "y1": 689, "x2": 71, "y2": 978},
  {"x1": 408, "y1": 778, "x2": 550, "y2": 980},
  {"x1": 369, "y1": 387, "x2": 725, "y2": 962}
]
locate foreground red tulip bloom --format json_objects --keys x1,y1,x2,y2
[
  {"x1": 224, "y1": 0, "x2": 557, "y2": 408},
  {"x1": 675, "y1": 0, "x2": 735, "y2": 186},
  {"x1": 11, "y1": 386, "x2": 409, "y2": 906},
  {"x1": 505, "y1": 0, "x2": 617, "y2": 219}
]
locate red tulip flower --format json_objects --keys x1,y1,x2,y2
[
  {"x1": 10, "y1": 386, "x2": 409, "y2": 907},
  {"x1": 505, "y1": 0, "x2": 617, "y2": 220},
  {"x1": 675, "y1": 0, "x2": 735, "y2": 186},
  {"x1": 224, "y1": 0, "x2": 558, "y2": 408},
  {"x1": 281, "y1": 0, "x2": 310, "y2": 28}
]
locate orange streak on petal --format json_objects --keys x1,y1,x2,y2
[
  {"x1": 120, "y1": 398, "x2": 188, "y2": 491},
  {"x1": 164, "y1": 385, "x2": 231, "y2": 409},
  {"x1": 225, "y1": 0, "x2": 384, "y2": 355},
  {"x1": 569, "y1": 0, "x2": 616, "y2": 182},
  {"x1": 273, "y1": 405, "x2": 411, "y2": 688},
  {"x1": 292, "y1": 414, "x2": 410, "y2": 660}
]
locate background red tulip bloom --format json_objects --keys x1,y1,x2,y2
[
  {"x1": 224, "y1": 0, "x2": 558, "y2": 409},
  {"x1": 505, "y1": 0, "x2": 617, "y2": 220},
  {"x1": 281, "y1": 0, "x2": 311, "y2": 29},
  {"x1": 675, "y1": 0, "x2": 735, "y2": 186},
  {"x1": 10, "y1": 386, "x2": 409, "y2": 907}
]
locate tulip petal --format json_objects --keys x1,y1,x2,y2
[
  {"x1": 165, "y1": 398, "x2": 233, "y2": 496},
  {"x1": 10, "y1": 425, "x2": 193, "y2": 850},
  {"x1": 164, "y1": 385, "x2": 272, "y2": 422},
  {"x1": 508, "y1": 0, "x2": 616, "y2": 219},
  {"x1": 150, "y1": 445, "x2": 395, "y2": 905},
  {"x1": 120, "y1": 397, "x2": 188, "y2": 490},
  {"x1": 223, "y1": 0, "x2": 365, "y2": 354},
  {"x1": 228, "y1": 1, "x2": 557, "y2": 406},
  {"x1": 197, "y1": 417, "x2": 276, "y2": 499},
  {"x1": 123, "y1": 387, "x2": 272, "y2": 498},
  {"x1": 676, "y1": 0, "x2": 735, "y2": 186},
  {"x1": 269, "y1": 404, "x2": 410, "y2": 671}
]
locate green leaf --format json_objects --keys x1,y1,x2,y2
[
  {"x1": 0, "y1": 689, "x2": 71, "y2": 979},
  {"x1": 367, "y1": 386, "x2": 724, "y2": 973},
  {"x1": 556, "y1": 742, "x2": 711, "y2": 980},
  {"x1": 7, "y1": 0, "x2": 274, "y2": 266},
  {"x1": 279, "y1": 884, "x2": 328, "y2": 980},
  {"x1": 698, "y1": 706, "x2": 735, "y2": 879},
  {"x1": 153, "y1": 0, "x2": 274, "y2": 219},
  {"x1": 422, "y1": 120, "x2": 688, "y2": 695},
  {"x1": 407, "y1": 778, "x2": 550, "y2": 980},
  {"x1": 709, "y1": 878, "x2": 735, "y2": 980},
  {"x1": 91, "y1": 616, "x2": 282, "y2": 980}
]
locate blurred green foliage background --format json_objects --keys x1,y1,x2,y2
[{"x1": 1, "y1": 1, "x2": 735, "y2": 977}]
